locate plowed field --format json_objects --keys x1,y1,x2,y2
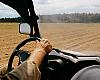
[{"x1": 0, "y1": 23, "x2": 100, "y2": 67}]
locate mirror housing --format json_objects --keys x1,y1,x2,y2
[{"x1": 19, "y1": 23, "x2": 31, "y2": 35}]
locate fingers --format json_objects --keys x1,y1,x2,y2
[
  {"x1": 36, "y1": 39, "x2": 48, "y2": 43},
  {"x1": 35, "y1": 38, "x2": 52, "y2": 53},
  {"x1": 41, "y1": 39, "x2": 51, "y2": 47},
  {"x1": 39, "y1": 39, "x2": 50, "y2": 46},
  {"x1": 40, "y1": 39, "x2": 48, "y2": 43}
]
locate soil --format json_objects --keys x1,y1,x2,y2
[{"x1": 0, "y1": 23, "x2": 100, "y2": 67}]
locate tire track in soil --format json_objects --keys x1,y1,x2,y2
[
  {"x1": 53, "y1": 32, "x2": 100, "y2": 50},
  {"x1": 1, "y1": 23, "x2": 100, "y2": 67},
  {"x1": 66, "y1": 34, "x2": 100, "y2": 49}
]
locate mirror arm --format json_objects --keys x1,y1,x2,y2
[
  {"x1": 33, "y1": 21, "x2": 41, "y2": 38},
  {"x1": 28, "y1": 0, "x2": 41, "y2": 38},
  {"x1": 29, "y1": 20, "x2": 41, "y2": 38}
]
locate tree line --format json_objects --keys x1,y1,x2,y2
[
  {"x1": 0, "y1": 13, "x2": 100, "y2": 23},
  {"x1": 0, "y1": 17, "x2": 23, "y2": 22},
  {"x1": 39, "y1": 13, "x2": 100, "y2": 23}
]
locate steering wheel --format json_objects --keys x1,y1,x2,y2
[{"x1": 7, "y1": 37, "x2": 40, "y2": 72}]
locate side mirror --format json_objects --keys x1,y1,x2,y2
[{"x1": 19, "y1": 23, "x2": 31, "y2": 35}]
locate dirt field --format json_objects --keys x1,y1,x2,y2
[{"x1": 0, "y1": 23, "x2": 100, "y2": 67}]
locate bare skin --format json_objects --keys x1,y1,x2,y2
[{"x1": 27, "y1": 39, "x2": 52, "y2": 67}]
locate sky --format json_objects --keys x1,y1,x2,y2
[{"x1": 0, "y1": 0, "x2": 100, "y2": 18}]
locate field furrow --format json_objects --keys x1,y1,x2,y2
[{"x1": 1, "y1": 23, "x2": 100, "y2": 67}]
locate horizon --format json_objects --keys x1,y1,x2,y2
[
  {"x1": 0, "y1": 0, "x2": 100, "y2": 18},
  {"x1": 0, "y1": 13, "x2": 100, "y2": 18}
]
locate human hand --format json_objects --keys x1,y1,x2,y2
[
  {"x1": 35, "y1": 39, "x2": 52, "y2": 54},
  {"x1": 28, "y1": 39, "x2": 52, "y2": 67}
]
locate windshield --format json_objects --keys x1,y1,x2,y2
[
  {"x1": 33, "y1": 0, "x2": 100, "y2": 55},
  {"x1": 0, "y1": 0, "x2": 100, "y2": 67}
]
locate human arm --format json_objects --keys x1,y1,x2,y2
[
  {"x1": 0, "y1": 39, "x2": 52, "y2": 80},
  {"x1": 27, "y1": 39, "x2": 52, "y2": 67}
]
